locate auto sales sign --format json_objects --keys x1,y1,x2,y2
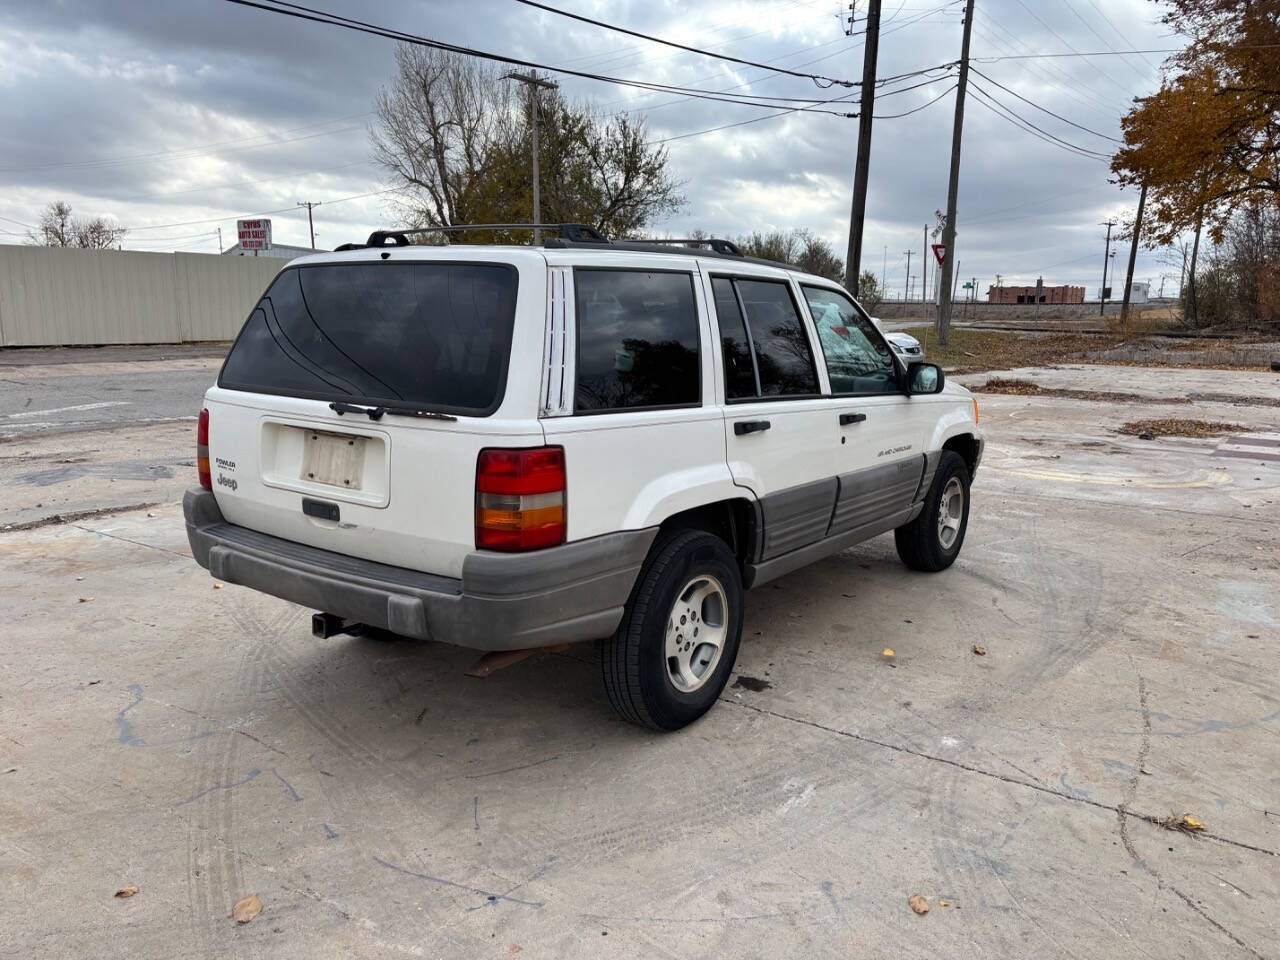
[{"x1": 236, "y1": 218, "x2": 272, "y2": 251}]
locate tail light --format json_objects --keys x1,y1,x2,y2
[
  {"x1": 475, "y1": 446, "x2": 566, "y2": 551},
  {"x1": 197, "y1": 408, "x2": 212, "y2": 490},
  {"x1": 972, "y1": 396, "x2": 980, "y2": 424}
]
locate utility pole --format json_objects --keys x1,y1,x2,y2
[
  {"x1": 216, "y1": 227, "x2": 222, "y2": 254},
  {"x1": 922, "y1": 225, "x2": 929, "y2": 304},
  {"x1": 297, "y1": 201, "x2": 321, "y2": 249},
  {"x1": 903, "y1": 249, "x2": 913, "y2": 303},
  {"x1": 503, "y1": 70, "x2": 558, "y2": 243},
  {"x1": 844, "y1": 0, "x2": 882, "y2": 295},
  {"x1": 1099, "y1": 219, "x2": 1116, "y2": 316},
  {"x1": 1187, "y1": 208, "x2": 1203, "y2": 326},
  {"x1": 1119, "y1": 183, "x2": 1148, "y2": 328},
  {"x1": 935, "y1": 0, "x2": 975, "y2": 347},
  {"x1": 881, "y1": 245, "x2": 887, "y2": 297}
]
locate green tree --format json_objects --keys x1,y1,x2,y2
[{"x1": 857, "y1": 271, "x2": 883, "y2": 313}]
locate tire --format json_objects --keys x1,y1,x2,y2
[
  {"x1": 895, "y1": 450, "x2": 971, "y2": 572},
  {"x1": 601, "y1": 529, "x2": 744, "y2": 731}
]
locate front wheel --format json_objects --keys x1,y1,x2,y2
[
  {"x1": 895, "y1": 450, "x2": 971, "y2": 572},
  {"x1": 601, "y1": 530, "x2": 744, "y2": 731}
]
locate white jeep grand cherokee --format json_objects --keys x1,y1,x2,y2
[{"x1": 186, "y1": 225, "x2": 982, "y2": 731}]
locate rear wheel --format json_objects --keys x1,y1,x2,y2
[
  {"x1": 601, "y1": 530, "x2": 743, "y2": 731},
  {"x1": 895, "y1": 451, "x2": 970, "y2": 572}
]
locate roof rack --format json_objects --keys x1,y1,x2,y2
[
  {"x1": 339, "y1": 223, "x2": 608, "y2": 251},
  {"x1": 627, "y1": 237, "x2": 744, "y2": 257},
  {"x1": 332, "y1": 222, "x2": 798, "y2": 271}
]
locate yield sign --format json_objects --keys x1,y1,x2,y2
[{"x1": 931, "y1": 243, "x2": 946, "y2": 266}]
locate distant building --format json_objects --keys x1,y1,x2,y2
[
  {"x1": 222, "y1": 242, "x2": 318, "y2": 260},
  {"x1": 1126, "y1": 281, "x2": 1149, "y2": 304},
  {"x1": 988, "y1": 284, "x2": 1085, "y2": 304}
]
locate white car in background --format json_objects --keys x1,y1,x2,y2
[{"x1": 871, "y1": 318, "x2": 924, "y2": 361}]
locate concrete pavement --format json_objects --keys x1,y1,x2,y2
[{"x1": 1, "y1": 359, "x2": 1278, "y2": 959}]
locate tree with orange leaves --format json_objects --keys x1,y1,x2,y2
[{"x1": 1111, "y1": 0, "x2": 1279, "y2": 247}]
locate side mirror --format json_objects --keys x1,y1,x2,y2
[{"x1": 907, "y1": 362, "x2": 945, "y2": 395}]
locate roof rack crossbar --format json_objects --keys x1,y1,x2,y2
[
  {"x1": 364, "y1": 223, "x2": 608, "y2": 247},
  {"x1": 628, "y1": 237, "x2": 744, "y2": 257}
]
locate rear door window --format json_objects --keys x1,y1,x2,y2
[
  {"x1": 218, "y1": 262, "x2": 518, "y2": 415},
  {"x1": 573, "y1": 269, "x2": 700, "y2": 412},
  {"x1": 712, "y1": 278, "x2": 819, "y2": 399},
  {"x1": 710, "y1": 278, "x2": 757, "y2": 400}
]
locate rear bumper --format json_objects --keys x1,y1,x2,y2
[{"x1": 184, "y1": 488, "x2": 656, "y2": 651}]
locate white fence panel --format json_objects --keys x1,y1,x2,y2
[
  {"x1": 0, "y1": 244, "x2": 285, "y2": 346},
  {"x1": 174, "y1": 252, "x2": 280, "y2": 342}
]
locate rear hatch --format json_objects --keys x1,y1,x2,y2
[{"x1": 203, "y1": 249, "x2": 547, "y2": 579}]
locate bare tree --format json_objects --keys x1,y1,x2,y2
[
  {"x1": 371, "y1": 47, "x2": 517, "y2": 230},
  {"x1": 371, "y1": 45, "x2": 683, "y2": 238},
  {"x1": 29, "y1": 201, "x2": 125, "y2": 249},
  {"x1": 736, "y1": 228, "x2": 844, "y2": 283}
]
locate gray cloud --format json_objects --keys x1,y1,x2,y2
[{"x1": 0, "y1": 0, "x2": 1176, "y2": 292}]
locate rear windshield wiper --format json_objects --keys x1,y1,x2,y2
[{"x1": 329, "y1": 401, "x2": 457, "y2": 422}]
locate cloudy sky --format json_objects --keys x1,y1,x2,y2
[{"x1": 0, "y1": 0, "x2": 1182, "y2": 298}]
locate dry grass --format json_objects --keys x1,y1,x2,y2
[
  {"x1": 903, "y1": 327, "x2": 1274, "y2": 373},
  {"x1": 905, "y1": 328, "x2": 1110, "y2": 374},
  {"x1": 975, "y1": 377, "x2": 1041, "y2": 395},
  {"x1": 1118, "y1": 418, "x2": 1248, "y2": 438},
  {"x1": 972, "y1": 377, "x2": 1191, "y2": 405}
]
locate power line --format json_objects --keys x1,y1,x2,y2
[
  {"x1": 968, "y1": 82, "x2": 1110, "y2": 161},
  {"x1": 648, "y1": 70, "x2": 953, "y2": 145},
  {"x1": 122, "y1": 187, "x2": 396, "y2": 232},
  {"x1": 970, "y1": 68, "x2": 1122, "y2": 142},
  {"x1": 972, "y1": 11, "x2": 1129, "y2": 119},
  {"x1": 510, "y1": 0, "x2": 855, "y2": 87},
  {"x1": 219, "y1": 0, "x2": 857, "y2": 116},
  {"x1": 554, "y1": 0, "x2": 835, "y2": 74},
  {"x1": 874, "y1": 83, "x2": 956, "y2": 118},
  {"x1": 1059, "y1": 0, "x2": 1154, "y2": 83},
  {"x1": 1009, "y1": 0, "x2": 1135, "y2": 100},
  {"x1": 1083, "y1": 0, "x2": 1161, "y2": 71}
]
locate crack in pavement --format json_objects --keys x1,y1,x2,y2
[
  {"x1": 721, "y1": 697, "x2": 1278, "y2": 860},
  {"x1": 1, "y1": 501, "x2": 163, "y2": 533}
]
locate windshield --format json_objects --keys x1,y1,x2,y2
[{"x1": 219, "y1": 261, "x2": 518, "y2": 415}]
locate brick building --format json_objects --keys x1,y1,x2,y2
[{"x1": 987, "y1": 284, "x2": 1085, "y2": 304}]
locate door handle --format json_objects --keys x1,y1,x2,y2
[
  {"x1": 734, "y1": 419, "x2": 771, "y2": 436},
  {"x1": 839, "y1": 413, "x2": 867, "y2": 425}
]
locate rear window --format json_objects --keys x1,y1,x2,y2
[
  {"x1": 219, "y1": 262, "x2": 518, "y2": 415},
  {"x1": 573, "y1": 269, "x2": 700, "y2": 413}
]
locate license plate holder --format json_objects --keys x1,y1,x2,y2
[{"x1": 300, "y1": 430, "x2": 367, "y2": 491}]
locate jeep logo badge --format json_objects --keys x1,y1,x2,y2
[{"x1": 217, "y1": 473, "x2": 238, "y2": 492}]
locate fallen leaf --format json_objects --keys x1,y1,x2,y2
[
  {"x1": 213, "y1": 583, "x2": 223, "y2": 590},
  {"x1": 3, "y1": 768, "x2": 16, "y2": 774},
  {"x1": 75, "y1": 576, "x2": 85, "y2": 581},
  {"x1": 88, "y1": 679, "x2": 102, "y2": 685},
  {"x1": 882, "y1": 648, "x2": 895, "y2": 658},
  {"x1": 908, "y1": 894, "x2": 930, "y2": 915},
  {"x1": 972, "y1": 645, "x2": 986, "y2": 656},
  {"x1": 78, "y1": 597, "x2": 94, "y2": 603},
  {"x1": 1158, "y1": 813, "x2": 1205, "y2": 834},
  {"x1": 232, "y1": 893, "x2": 262, "y2": 924},
  {"x1": 115, "y1": 886, "x2": 139, "y2": 899},
  {"x1": 939, "y1": 899, "x2": 950, "y2": 907}
]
